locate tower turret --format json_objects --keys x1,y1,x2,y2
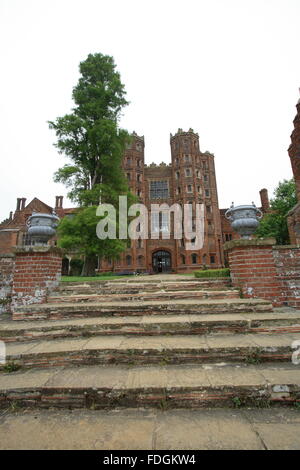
[
  {"x1": 122, "y1": 132, "x2": 145, "y2": 201},
  {"x1": 170, "y1": 129, "x2": 224, "y2": 268}
]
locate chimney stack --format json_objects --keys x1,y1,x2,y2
[
  {"x1": 16, "y1": 198, "x2": 27, "y2": 211},
  {"x1": 259, "y1": 188, "x2": 270, "y2": 213},
  {"x1": 55, "y1": 196, "x2": 63, "y2": 209}
]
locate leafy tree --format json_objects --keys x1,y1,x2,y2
[
  {"x1": 49, "y1": 53, "x2": 133, "y2": 274},
  {"x1": 57, "y1": 207, "x2": 127, "y2": 276},
  {"x1": 255, "y1": 179, "x2": 297, "y2": 244}
]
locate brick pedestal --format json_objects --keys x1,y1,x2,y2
[
  {"x1": 12, "y1": 246, "x2": 62, "y2": 319},
  {"x1": 224, "y1": 238, "x2": 300, "y2": 307},
  {"x1": 224, "y1": 238, "x2": 284, "y2": 306}
]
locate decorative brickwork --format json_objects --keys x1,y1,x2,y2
[
  {"x1": 225, "y1": 239, "x2": 300, "y2": 307},
  {"x1": 0, "y1": 254, "x2": 15, "y2": 314},
  {"x1": 12, "y1": 246, "x2": 62, "y2": 319}
]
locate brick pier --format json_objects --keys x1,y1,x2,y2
[
  {"x1": 12, "y1": 246, "x2": 62, "y2": 319},
  {"x1": 224, "y1": 238, "x2": 300, "y2": 308}
]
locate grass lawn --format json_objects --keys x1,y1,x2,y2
[{"x1": 61, "y1": 272, "x2": 197, "y2": 282}]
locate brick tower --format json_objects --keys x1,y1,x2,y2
[
  {"x1": 99, "y1": 129, "x2": 224, "y2": 273},
  {"x1": 170, "y1": 128, "x2": 223, "y2": 270},
  {"x1": 289, "y1": 94, "x2": 300, "y2": 200},
  {"x1": 287, "y1": 92, "x2": 300, "y2": 244},
  {"x1": 119, "y1": 132, "x2": 147, "y2": 271}
]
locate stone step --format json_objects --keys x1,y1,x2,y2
[
  {"x1": 0, "y1": 363, "x2": 299, "y2": 410},
  {"x1": 3, "y1": 408, "x2": 300, "y2": 450},
  {"x1": 48, "y1": 289, "x2": 240, "y2": 304},
  {"x1": 13, "y1": 298, "x2": 273, "y2": 321},
  {"x1": 2, "y1": 332, "x2": 299, "y2": 369},
  {"x1": 2, "y1": 310, "x2": 300, "y2": 342},
  {"x1": 57, "y1": 278, "x2": 232, "y2": 295}
]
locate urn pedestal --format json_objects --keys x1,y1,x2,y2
[
  {"x1": 225, "y1": 204, "x2": 262, "y2": 239},
  {"x1": 26, "y1": 212, "x2": 59, "y2": 245}
]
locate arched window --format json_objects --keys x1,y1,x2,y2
[
  {"x1": 126, "y1": 255, "x2": 132, "y2": 266},
  {"x1": 181, "y1": 254, "x2": 185, "y2": 265},
  {"x1": 191, "y1": 253, "x2": 197, "y2": 264}
]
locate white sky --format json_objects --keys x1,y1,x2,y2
[{"x1": 0, "y1": 0, "x2": 299, "y2": 221}]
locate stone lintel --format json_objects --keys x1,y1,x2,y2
[{"x1": 223, "y1": 238, "x2": 276, "y2": 251}]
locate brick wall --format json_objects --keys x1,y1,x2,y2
[
  {"x1": 12, "y1": 246, "x2": 62, "y2": 318},
  {"x1": 225, "y1": 238, "x2": 300, "y2": 308},
  {"x1": 0, "y1": 229, "x2": 19, "y2": 254},
  {"x1": 0, "y1": 254, "x2": 15, "y2": 314},
  {"x1": 273, "y1": 246, "x2": 300, "y2": 308}
]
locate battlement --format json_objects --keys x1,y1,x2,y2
[
  {"x1": 144, "y1": 162, "x2": 172, "y2": 168},
  {"x1": 170, "y1": 128, "x2": 199, "y2": 141}
]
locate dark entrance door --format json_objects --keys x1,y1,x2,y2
[{"x1": 152, "y1": 250, "x2": 171, "y2": 273}]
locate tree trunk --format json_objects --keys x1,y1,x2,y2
[{"x1": 81, "y1": 255, "x2": 98, "y2": 276}]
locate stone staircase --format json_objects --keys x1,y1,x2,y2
[{"x1": 0, "y1": 275, "x2": 300, "y2": 410}]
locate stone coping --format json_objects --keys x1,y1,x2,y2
[
  {"x1": 224, "y1": 238, "x2": 300, "y2": 251},
  {"x1": 272, "y1": 245, "x2": 300, "y2": 250},
  {"x1": 0, "y1": 253, "x2": 15, "y2": 258},
  {"x1": 12, "y1": 245, "x2": 63, "y2": 255},
  {"x1": 224, "y1": 238, "x2": 276, "y2": 251}
]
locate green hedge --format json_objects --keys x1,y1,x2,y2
[{"x1": 194, "y1": 268, "x2": 230, "y2": 278}]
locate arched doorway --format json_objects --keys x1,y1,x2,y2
[{"x1": 152, "y1": 250, "x2": 171, "y2": 273}]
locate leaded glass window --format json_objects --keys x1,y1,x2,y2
[{"x1": 150, "y1": 180, "x2": 169, "y2": 199}]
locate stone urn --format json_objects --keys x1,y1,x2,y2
[
  {"x1": 225, "y1": 203, "x2": 263, "y2": 239},
  {"x1": 26, "y1": 211, "x2": 60, "y2": 245}
]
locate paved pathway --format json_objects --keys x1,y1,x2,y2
[{"x1": 0, "y1": 407, "x2": 300, "y2": 449}]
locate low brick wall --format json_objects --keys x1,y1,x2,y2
[
  {"x1": 12, "y1": 246, "x2": 62, "y2": 319},
  {"x1": 0, "y1": 254, "x2": 15, "y2": 314},
  {"x1": 224, "y1": 238, "x2": 300, "y2": 308}
]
